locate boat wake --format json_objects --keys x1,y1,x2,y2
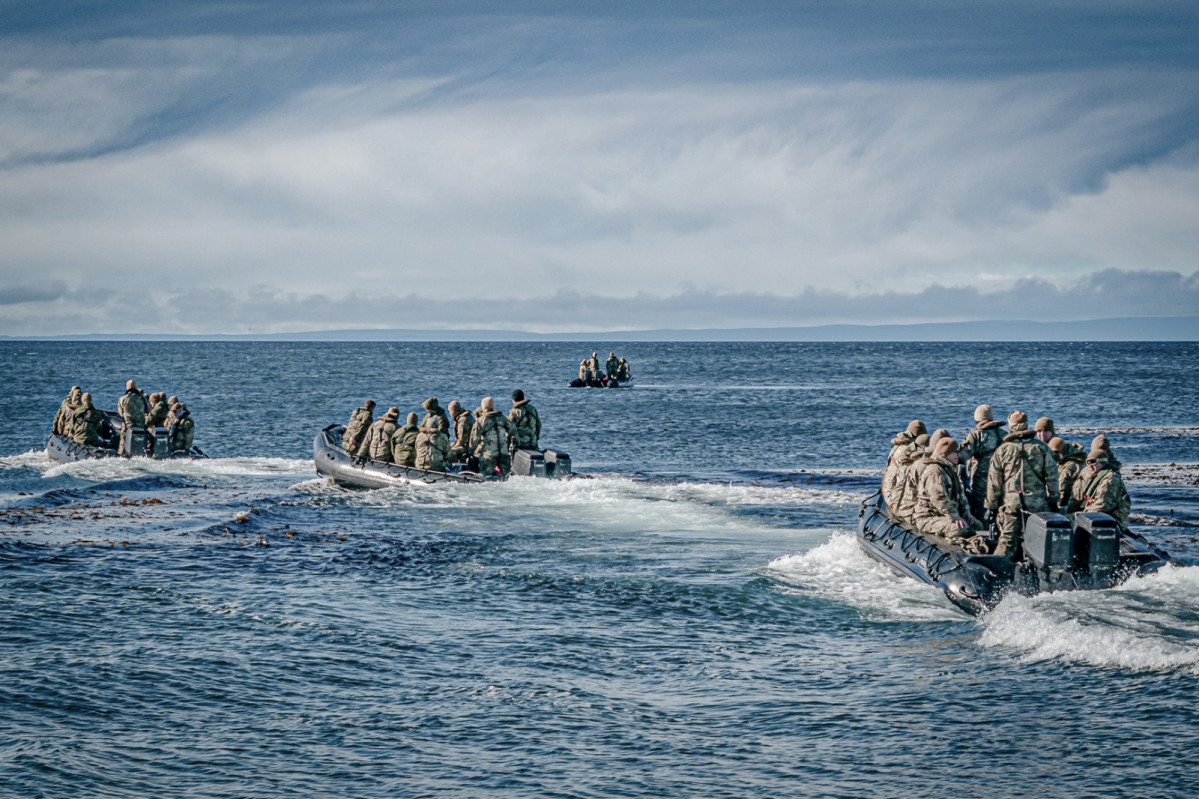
[{"x1": 978, "y1": 564, "x2": 1199, "y2": 674}]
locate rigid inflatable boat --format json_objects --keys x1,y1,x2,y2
[
  {"x1": 314, "y1": 424, "x2": 574, "y2": 488},
  {"x1": 46, "y1": 410, "x2": 207, "y2": 463},
  {"x1": 856, "y1": 492, "x2": 1171, "y2": 615}
]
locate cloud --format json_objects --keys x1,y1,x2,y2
[
  {"x1": 0, "y1": 280, "x2": 66, "y2": 305},
  {"x1": 1, "y1": 269, "x2": 1195, "y2": 337}
]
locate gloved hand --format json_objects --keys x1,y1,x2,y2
[{"x1": 984, "y1": 509, "x2": 997, "y2": 529}]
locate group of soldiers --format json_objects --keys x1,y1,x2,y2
[
  {"x1": 577, "y1": 351, "x2": 631, "y2": 384},
  {"x1": 882, "y1": 404, "x2": 1131, "y2": 559},
  {"x1": 51, "y1": 380, "x2": 196, "y2": 455},
  {"x1": 340, "y1": 389, "x2": 541, "y2": 477}
]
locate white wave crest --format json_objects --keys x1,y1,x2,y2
[
  {"x1": 766, "y1": 532, "x2": 962, "y2": 621},
  {"x1": 38, "y1": 455, "x2": 312, "y2": 481},
  {"x1": 979, "y1": 564, "x2": 1199, "y2": 674}
]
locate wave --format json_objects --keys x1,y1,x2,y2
[
  {"x1": 35, "y1": 455, "x2": 313, "y2": 482},
  {"x1": 978, "y1": 564, "x2": 1199, "y2": 674},
  {"x1": 765, "y1": 532, "x2": 963, "y2": 622}
]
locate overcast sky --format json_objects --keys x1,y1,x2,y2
[{"x1": 2, "y1": 1, "x2": 1197, "y2": 335}]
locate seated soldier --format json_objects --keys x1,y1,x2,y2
[
  {"x1": 390, "y1": 413, "x2": 419, "y2": 467},
  {"x1": 70, "y1": 393, "x2": 105, "y2": 447},
  {"x1": 363, "y1": 407, "x2": 399, "y2": 463},
  {"x1": 912, "y1": 437, "x2": 980, "y2": 539},
  {"x1": 447, "y1": 401, "x2": 474, "y2": 464},
  {"x1": 415, "y1": 416, "x2": 451, "y2": 471},
  {"x1": 342, "y1": 399, "x2": 375, "y2": 454},
  {"x1": 168, "y1": 403, "x2": 195, "y2": 452},
  {"x1": 1071, "y1": 447, "x2": 1132, "y2": 529}
]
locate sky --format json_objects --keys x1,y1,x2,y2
[{"x1": 1, "y1": 0, "x2": 1197, "y2": 335}]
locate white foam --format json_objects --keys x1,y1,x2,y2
[
  {"x1": 979, "y1": 564, "x2": 1199, "y2": 674},
  {"x1": 0, "y1": 449, "x2": 53, "y2": 471},
  {"x1": 38, "y1": 455, "x2": 312, "y2": 482},
  {"x1": 766, "y1": 532, "x2": 962, "y2": 621}
]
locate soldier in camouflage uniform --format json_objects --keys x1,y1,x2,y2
[
  {"x1": 168, "y1": 403, "x2": 195, "y2": 453},
  {"x1": 420, "y1": 397, "x2": 451, "y2": 437},
  {"x1": 1090, "y1": 434, "x2": 1123, "y2": 471},
  {"x1": 892, "y1": 433, "x2": 933, "y2": 525},
  {"x1": 447, "y1": 401, "x2": 475, "y2": 464},
  {"x1": 617, "y1": 358, "x2": 631, "y2": 381},
  {"x1": 342, "y1": 400, "x2": 375, "y2": 454},
  {"x1": 1048, "y1": 437, "x2": 1088, "y2": 507},
  {"x1": 390, "y1": 413, "x2": 420, "y2": 466},
  {"x1": 1071, "y1": 448, "x2": 1132, "y2": 529},
  {"x1": 959, "y1": 404, "x2": 1006, "y2": 520},
  {"x1": 53, "y1": 386, "x2": 82, "y2": 435},
  {"x1": 145, "y1": 393, "x2": 170, "y2": 430},
  {"x1": 605, "y1": 353, "x2": 620, "y2": 380},
  {"x1": 507, "y1": 389, "x2": 541, "y2": 452},
  {"x1": 70, "y1": 393, "x2": 105, "y2": 447},
  {"x1": 117, "y1": 379, "x2": 151, "y2": 456},
  {"x1": 415, "y1": 416, "x2": 452, "y2": 471},
  {"x1": 985, "y1": 411, "x2": 1060, "y2": 559},
  {"x1": 363, "y1": 407, "x2": 400, "y2": 463},
  {"x1": 882, "y1": 419, "x2": 927, "y2": 510},
  {"x1": 470, "y1": 396, "x2": 513, "y2": 477},
  {"x1": 913, "y1": 437, "x2": 979, "y2": 538}
]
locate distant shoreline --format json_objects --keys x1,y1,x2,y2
[{"x1": 2, "y1": 315, "x2": 1197, "y2": 342}]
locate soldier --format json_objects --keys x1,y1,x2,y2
[
  {"x1": 53, "y1": 386, "x2": 83, "y2": 435},
  {"x1": 1072, "y1": 447, "x2": 1132, "y2": 529},
  {"x1": 145, "y1": 392, "x2": 170, "y2": 429},
  {"x1": 363, "y1": 407, "x2": 400, "y2": 463},
  {"x1": 985, "y1": 411, "x2": 1060, "y2": 559},
  {"x1": 578, "y1": 360, "x2": 590, "y2": 384},
  {"x1": 894, "y1": 432, "x2": 939, "y2": 525},
  {"x1": 167, "y1": 402, "x2": 195, "y2": 453},
  {"x1": 70, "y1": 392, "x2": 105, "y2": 447},
  {"x1": 390, "y1": 413, "x2": 420, "y2": 466},
  {"x1": 913, "y1": 437, "x2": 979, "y2": 539},
  {"x1": 617, "y1": 357, "x2": 631, "y2": 381},
  {"x1": 605, "y1": 352, "x2": 620, "y2": 380},
  {"x1": 470, "y1": 396, "x2": 513, "y2": 477},
  {"x1": 507, "y1": 388, "x2": 541, "y2": 452},
  {"x1": 420, "y1": 397, "x2": 451, "y2": 436},
  {"x1": 959, "y1": 404, "x2": 1006, "y2": 520},
  {"x1": 1034, "y1": 417, "x2": 1055, "y2": 444},
  {"x1": 1048, "y1": 436, "x2": 1088, "y2": 508},
  {"x1": 342, "y1": 399, "x2": 376, "y2": 454},
  {"x1": 882, "y1": 419, "x2": 927, "y2": 510},
  {"x1": 415, "y1": 416, "x2": 452, "y2": 471},
  {"x1": 116, "y1": 379, "x2": 151, "y2": 456},
  {"x1": 587, "y1": 352, "x2": 601, "y2": 382},
  {"x1": 1090, "y1": 434, "x2": 1123, "y2": 470},
  {"x1": 447, "y1": 400, "x2": 474, "y2": 464}
]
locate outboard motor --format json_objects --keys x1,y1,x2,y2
[
  {"x1": 1023, "y1": 512, "x2": 1076, "y2": 592},
  {"x1": 149, "y1": 428, "x2": 171, "y2": 458},
  {"x1": 1073, "y1": 512, "x2": 1121, "y2": 588},
  {"x1": 511, "y1": 449, "x2": 547, "y2": 477},
  {"x1": 122, "y1": 426, "x2": 149, "y2": 458},
  {"x1": 543, "y1": 449, "x2": 571, "y2": 478}
]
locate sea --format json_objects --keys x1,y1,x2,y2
[{"x1": 2, "y1": 340, "x2": 1198, "y2": 798}]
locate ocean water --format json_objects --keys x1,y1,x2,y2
[{"x1": 2, "y1": 340, "x2": 1198, "y2": 798}]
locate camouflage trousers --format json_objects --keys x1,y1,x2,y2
[
  {"x1": 967, "y1": 485, "x2": 989, "y2": 522},
  {"x1": 476, "y1": 452, "x2": 511, "y2": 478},
  {"x1": 993, "y1": 507, "x2": 1024, "y2": 558},
  {"x1": 916, "y1": 516, "x2": 975, "y2": 538}
]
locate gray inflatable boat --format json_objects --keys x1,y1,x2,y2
[{"x1": 46, "y1": 410, "x2": 207, "y2": 463}]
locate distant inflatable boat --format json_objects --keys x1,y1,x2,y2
[
  {"x1": 46, "y1": 410, "x2": 207, "y2": 463},
  {"x1": 856, "y1": 492, "x2": 1171, "y2": 615},
  {"x1": 569, "y1": 377, "x2": 633, "y2": 388},
  {"x1": 313, "y1": 424, "x2": 574, "y2": 488}
]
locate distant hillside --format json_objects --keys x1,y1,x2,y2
[{"x1": 4, "y1": 316, "x2": 1198, "y2": 342}]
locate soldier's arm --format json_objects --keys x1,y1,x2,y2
[
  {"x1": 985, "y1": 456, "x2": 1003, "y2": 510},
  {"x1": 926, "y1": 471, "x2": 954, "y2": 518},
  {"x1": 1044, "y1": 452, "x2": 1060, "y2": 507}
]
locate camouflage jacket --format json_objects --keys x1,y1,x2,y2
[
  {"x1": 366, "y1": 417, "x2": 398, "y2": 461},
  {"x1": 343, "y1": 406, "x2": 374, "y2": 452},
  {"x1": 882, "y1": 432, "x2": 916, "y2": 508},
  {"x1": 145, "y1": 400, "x2": 170, "y2": 429},
  {"x1": 605, "y1": 356, "x2": 619, "y2": 377},
  {"x1": 985, "y1": 431, "x2": 1060, "y2": 512},
  {"x1": 451, "y1": 409, "x2": 475, "y2": 452},
  {"x1": 390, "y1": 423, "x2": 419, "y2": 466},
  {"x1": 959, "y1": 422, "x2": 1005, "y2": 489},
  {"x1": 415, "y1": 426, "x2": 451, "y2": 471},
  {"x1": 118, "y1": 389, "x2": 150, "y2": 428},
  {"x1": 1072, "y1": 465, "x2": 1132, "y2": 529},
  {"x1": 1055, "y1": 443, "x2": 1087, "y2": 507},
  {"x1": 471, "y1": 409, "x2": 511, "y2": 458},
  {"x1": 507, "y1": 401, "x2": 541, "y2": 450},
  {"x1": 895, "y1": 450, "x2": 932, "y2": 521},
  {"x1": 71, "y1": 404, "x2": 105, "y2": 446},
  {"x1": 169, "y1": 413, "x2": 195, "y2": 452},
  {"x1": 913, "y1": 456, "x2": 970, "y2": 525},
  {"x1": 53, "y1": 390, "x2": 82, "y2": 435}
]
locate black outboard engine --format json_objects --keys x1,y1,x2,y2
[
  {"x1": 543, "y1": 449, "x2": 571, "y2": 477},
  {"x1": 511, "y1": 449, "x2": 547, "y2": 477},
  {"x1": 122, "y1": 426, "x2": 149, "y2": 458},
  {"x1": 1023, "y1": 512, "x2": 1076, "y2": 592},
  {"x1": 1073, "y1": 512, "x2": 1121, "y2": 588},
  {"x1": 149, "y1": 427, "x2": 171, "y2": 458}
]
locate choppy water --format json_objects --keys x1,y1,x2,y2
[{"x1": 2, "y1": 341, "x2": 1198, "y2": 797}]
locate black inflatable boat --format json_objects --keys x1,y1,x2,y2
[
  {"x1": 569, "y1": 377, "x2": 633, "y2": 388},
  {"x1": 314, "y1": 424, "x2": 574, "y2": 488},
  {"x1": 856, "y1": 492, "x2": 1171, "y2": 615},
  {"x1": 46, "y1": 410, "x2": 207, "y2": 463}
]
